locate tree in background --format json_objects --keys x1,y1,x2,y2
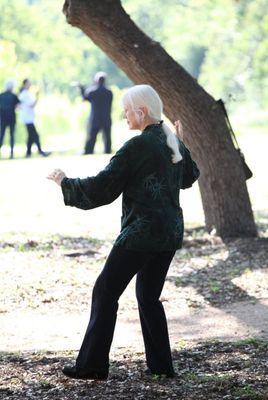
[
  {"x1": 0, "y1": 0, "x2": 130, "y2": 144},
  {"x1": 62, "y1": 0, "x2": 257, "y2": 238},
  {"x1": 0, "y1": 41, "x2": 17, "y2": 80},
  {"x1": 0, "y1": 0, "x2": 130, "y2": 92},
  {"x1": 0, "y1": 0, "x2": 267, "y2": 108},
  {"x1": 122, "y1": 0, "x2": 268, "y2": 109},
  {"x1": 0, "y1": 0, "x2": 265, "y2": 233}
]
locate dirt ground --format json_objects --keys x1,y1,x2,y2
[
  {"x1": 1, "y1": 149, "x2": 268, "y2": 399},
  {"x1": 1, "y1": 226, "x2": 268, "y2": 399}
]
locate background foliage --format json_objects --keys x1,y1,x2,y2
[{"x1": 0, "y1": 0, "x2": 267, "y2": 147}]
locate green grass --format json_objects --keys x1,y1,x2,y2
[{"x1": 233, "y1": 384, "x2": 263, "y2": 399}]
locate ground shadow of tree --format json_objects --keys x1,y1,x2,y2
[
  {"x1": 167, "y1": 219, "x2": 268, "y2": 342},
  {"x1": 0, "y1": 340, "x2": 267, "y2": 400},
  {"x1": 169, "y1": 233, "x2": 268, "y2": 306}
]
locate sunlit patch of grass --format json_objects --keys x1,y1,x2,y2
[{"x1": 175, "y1": 338, "x2": 188, "y2": 349}]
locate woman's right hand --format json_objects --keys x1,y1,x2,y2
[
  {"x1": 174, "y1": 120, "x2": 183, "y2": 140},
  {"x1": 47, "y1": 169, "x2": 66, "y2": 186}
]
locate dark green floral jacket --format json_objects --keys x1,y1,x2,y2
[{"x1": 61, "y1": 123, "x2": 200, "y2": 251}]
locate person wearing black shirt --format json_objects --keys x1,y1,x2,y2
[
  {"x1": 0, "y1": 79, "x2": 20, "y2": 159},
  {"x1": 78, "y1": 72, "x2": 113, "y2": 154}
]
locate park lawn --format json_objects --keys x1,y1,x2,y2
[{"x1": 0, "y1": 129, "x2": 268, "y2": 399}]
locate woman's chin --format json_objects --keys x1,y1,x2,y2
[{"x1": 127, "y1": 121, "x2": 138, "y2": 130}]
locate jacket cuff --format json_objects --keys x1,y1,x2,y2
[{"x1": 61, "y1": 177, "x2": 74, "y2": 206}]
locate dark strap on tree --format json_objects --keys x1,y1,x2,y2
[
  {"x1": 217, "y1": 99, "x2": 240, "y2": 149},
  {"x1": 217, "y1": 99, "x2": 253, "y2": 180}
]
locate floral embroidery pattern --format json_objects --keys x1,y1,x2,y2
[
  {"x1": 143, "y1": 173, "x2": 166, "y2": 200},
  {"x1": 116, "y1": 215, "x2": 150, "y2": 246}
]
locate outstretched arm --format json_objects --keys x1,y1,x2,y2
[
  {"x1": 48, "y1": 144, "x2": 131, "y2": 210},
  {"x1": 79, "y1": 85, "x2": 93, "y2": 102}
]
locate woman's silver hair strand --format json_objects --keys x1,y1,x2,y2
[{"x1": 162, "y1": 122, "x2": 182, "y2": 163}]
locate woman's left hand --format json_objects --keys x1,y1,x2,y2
[
  {"x1": 174, "y1": 120, "x2": 183, "y2": 140},
  {"x1": 47, "y1": 169, "x2": 66, "y2": 186}
]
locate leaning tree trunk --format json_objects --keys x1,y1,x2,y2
[{"x1": 62, "y1": 0, "x2": 257, "y2": 238}]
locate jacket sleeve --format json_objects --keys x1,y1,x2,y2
[
  {"x1": 180, "y1": 142, "x2": 200, "y2": 189},
  {"x1": 61, "y1": 143, "x2": 130, "y2": 210},
  {"x1": 79, "y1": 85, "x2": 93, "y2": 102}
]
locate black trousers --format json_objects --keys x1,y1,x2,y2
[
  {"x1": 85, "y1": 122, "x2": 111, "y2": 154},
  {"x1": 25, "y1": 123, "x2": 42, "y2": 156},
  {"x1": 76, "y1": 245, "x2": 175, "y2": 375},
  {"x1": 0, "y1": 119, "x2": 15, "y2": 156}
]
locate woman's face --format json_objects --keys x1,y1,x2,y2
[
  {"x1": 24, "y1": 80, "x2": 31, "y2": 89},
  {"x1": 124, "y1": 104, "x2": 140, "y2": 130}
]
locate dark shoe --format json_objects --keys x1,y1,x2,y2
[
  {"x1": 40, "y1": 151, "x2": 51, "y2": 157},
  {"x1": 62, "y1": 365, "x2": 108, "y2": 380}
]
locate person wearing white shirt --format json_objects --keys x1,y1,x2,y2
[{"x1": 19, "y1": 79, "x2": 50, "y2": 158}]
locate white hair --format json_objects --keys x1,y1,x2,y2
[
  {"x1": 4, "y1": 78, "x2": 15, "y2": 91},
  {"x1": 122, "y1": 84, "x2": 182, "y2": 163},
  {"x1": 94, "y1": 71, "x2": 107, "y2": 83}
]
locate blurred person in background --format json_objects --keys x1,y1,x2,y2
[
  {"x1": 76, "y1": 71, "x2": 113, "y2": 154},
  {"x1": 0, "y1": 79, "x2": 20, "y2": 159},
  {"x1": 19, "y1": 78, "x2": 50, "y2": 158}
]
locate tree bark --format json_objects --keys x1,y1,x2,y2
[{"x1": 62, "y1": 0, "x2": 257, "y2": 238}]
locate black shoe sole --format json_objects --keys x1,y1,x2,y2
[{"x1": 62, "y1": 366, "x2": 108, "y2": 380}]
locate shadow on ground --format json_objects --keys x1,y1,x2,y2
[
  {"x1": 0, "y1": 339, "x2": 267, "y2": 400},
  {"x1": 170, "y1": 234, "x2": 268, "y2": 306}
]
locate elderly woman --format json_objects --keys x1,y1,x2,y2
[{"x1": 48, "y1": 84, "x2": 200, "y2": 380}]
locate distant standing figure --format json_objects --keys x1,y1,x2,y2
[
  {"x1": 18, "y1": 79, "x2": 50, "y2": 158},
  {"x1": 0, "y1": 79, "x2": 20, "y2": 159},
  {"x1": 79, "y1": 72, "x2": 113, "y2": 154}
]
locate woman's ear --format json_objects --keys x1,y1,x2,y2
[
  {"x1": 137, "y1": 109, "x2": 145, "y2": 119},
  {"x1": 140, "y1": 106, "x2": 149, "y2": 116},
  {"x1": 137, "y1": 106, "x2": 149, "y2": 121}
]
